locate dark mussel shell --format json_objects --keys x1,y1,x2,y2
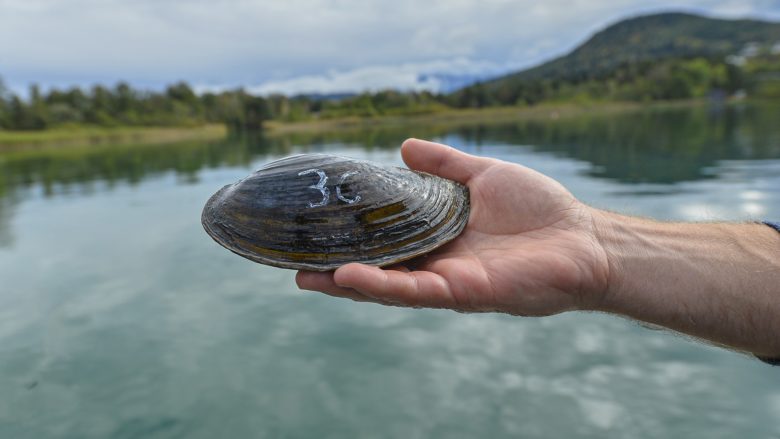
[{"x1": 201, "y1": 153, "x2": 470, "y2": 271}]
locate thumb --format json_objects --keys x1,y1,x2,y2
[{"x1": 401, "y1": 138, "x2": 495, "y2": 184}]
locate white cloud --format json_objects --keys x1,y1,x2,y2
[
  {"x1": 227, "y1": 58, "x2": 512, "y2": 95},
  {"x1": 711, "y1": 0, "x2": 764, "y2": 16},
  {"x1": 0, "y1": 0, "x2": 779, "y2": 94}
]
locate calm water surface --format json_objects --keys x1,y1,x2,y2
[{"x1": 1, "y1": 104, "x2": 780, "y2": 438}]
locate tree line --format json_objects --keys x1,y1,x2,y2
[
  {"x1": 0, "y1": 53, "x2": 777, "y2": 132},
  {"x1": 449, "y1": 56, "x2": 779, "y2": 107},
  {"x1": 0, "y1": 80, "x2": 273, "y2": 131}
]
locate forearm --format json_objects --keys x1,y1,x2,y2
[{"x1": 592, "y1": 211, "x2": 780, "y2": 358}]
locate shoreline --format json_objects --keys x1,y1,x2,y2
[
  {"x1": 0, "y1": 100, "x2": 710, "y2": 149},
  {"x1": 0, "y1": 124, "x2": 227, "y2": 149},
  {"x1": 262, "y1": 100, "x2": 708, "y2": 136}
]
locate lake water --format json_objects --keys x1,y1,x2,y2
[{"x1": 1, "y1": 103, "x2": 780, "y2": 438}]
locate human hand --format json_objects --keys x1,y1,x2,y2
[{"x1": 296, "y1": 138, "x2": 611, "y2": 316}]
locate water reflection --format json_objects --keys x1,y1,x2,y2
[
  {"x1": 0, "y1": 196, "x2": 14, "y2": 247},
  {"x1": 449, "y1": 103, "x2": 780, "y2": 183},
  {"x1": 2, "y1": 104, "x2": 779, "y2": 201},
  {"x1": 1, "y1": 102, "x2": 779, "y2": 245}
]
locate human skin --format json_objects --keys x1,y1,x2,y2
[{"x1": 296, "y1": 138, "x2": 780, "y2": 359}]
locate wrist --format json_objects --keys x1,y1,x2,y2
[
  {"x1": 590, "y1": 211, "x2": 780, "y2": 357},
  {"x1": 588, "y1": 210, "x2": 700, "y2": 316},
  {"x1": 588, "y1": 208, "x2": 633, "y2": 313},
  {"x1": 589, "y1": 211, "x2": 713, "y2": 316}
]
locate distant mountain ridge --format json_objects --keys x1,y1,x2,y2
[{"x1": 482, "y1": 12, "x2": 780, "y2": 87}]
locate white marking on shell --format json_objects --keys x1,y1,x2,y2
[
  {"x1": 336, "y1": 170, "x2": 361, "y2": 204},
  {"x1": 298, "y1": 168, "x2": 329, "y2": 208}
]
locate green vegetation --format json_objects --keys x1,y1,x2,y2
[
  {"x1": 502, "y1": 12, "x2": 780, "y2": 82},
  {"x1": 448, "y1": 57, "x2": 742, "y2": 106},
  {"x1": 451, "y1": 12, "x2": 780, "y2": 106},
  {"x1": 0, "y1": 12, "x2": 779, "y2": 141},
  {"x1": 0, "y1": 124, "x2": 226, "y2": 147},
  {"x1": 0, "y1": 80, "x2": 270, "y2": 132}
]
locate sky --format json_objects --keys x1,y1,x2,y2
[{"x1": 1, "y1": 0, "x2": 780, "y2": 96}]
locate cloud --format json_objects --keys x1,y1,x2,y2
[
  {"x1": 1, "y1": 0, "x2": 779, "y2": 94},
  {"x1": 226, "y1": 58, "x2": 513, "y2": 95}
]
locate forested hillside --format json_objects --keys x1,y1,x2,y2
[{"x1": 451, "y1": 12, "x2": 780, "y2": 105}]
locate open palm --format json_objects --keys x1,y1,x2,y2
[{"x1": 296, "y1": 139, "x2": 611, "y2": 316}]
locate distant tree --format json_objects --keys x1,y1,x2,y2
[
  {"x1": 8, "y1": 95, "x2": 30, "y2": 129},
  {"x1": 113, "y1": 82, "x2": 139, "y2": 123},
  {"x1": 86, "y1": 85, "x2": 117, "y2": 126},
  {"x1": 0, "y1": 76, "x2": 9, "y2": 129},
  {"x1": 28, "y1": 84, "x2": 49, "y2": 129},
  {"x1": 243, "y1": 95, "x2": 270, "y2": 130},
  {"x1": 166, "y1": 81, "x2": 198, "y2": 104},
  {"x1": 165, "y1": 81, "x2": 203, "y2": 123},
  {"x1": 266, "y1": 94, "x2": 290, "y2": 120}
]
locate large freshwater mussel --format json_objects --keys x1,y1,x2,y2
[{"x1": 201, "y1": 153, "x2": 470, "y2": 271}]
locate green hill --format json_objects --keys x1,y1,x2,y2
[
  {"x1": 445, "y1": 12, "x2": 780, "y2": 107},
  {"x1": 492, "y1": 12, "x2": 780, "y2": 84}
]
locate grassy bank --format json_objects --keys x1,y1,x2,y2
[
  {"x1": 262, "y1": 100, "x2": 707, "y2": 136},
  {"x1": 0, "y1": 124, "x2": 227, "y2": 149},
  {"x1": 0, "y1": 101, "x2": 709, "y2": 150}
]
